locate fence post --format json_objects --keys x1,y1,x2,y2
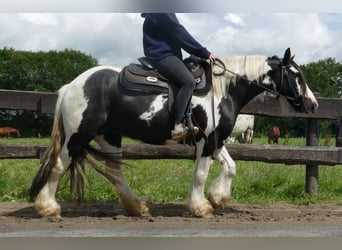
[
  {"x1": 305, "y1": 118, "x2": 320, "y2": 195},
  {"x1": 336, "y1": 117, "x2": 342, "y2": 147}
]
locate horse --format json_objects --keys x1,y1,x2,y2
[
  {"x1": 29, "y1": 48, "x2": 318, "y2": 218},
  {"x1": 268, "y1": 126, "x2": 281, "y2": 144},
  {"x1": 0, "y1": 127, "x2": 21, "y2": 138},
  {"x1": 226, "y1": 114, "x2": 254, "y2": 144}
]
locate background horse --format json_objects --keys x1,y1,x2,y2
[
  {"x1": 226, "y1": 114, "x2": 254, "y2": 144},
  {"x1": 29, "y1": 48, "x2": 318, "y2": 218},
  {"x1": 268, "y1": 126, "x2": 281, "y2": 144},
  {"x1": 0, "y1": 127, "x2": 21, "y2": 138}
]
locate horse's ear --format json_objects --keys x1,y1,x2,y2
[{"x1": 283, "y1": 48, "x2": 291, "y2": 65}]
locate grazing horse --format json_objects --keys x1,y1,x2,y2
[
  {"x1": 226, "y1": 114, "x2": 254, "y2": 144},
  {"x1": 29, "y1": 48, "x2": 318, "y2": 218},
  {"x1": 0, "y1": 127, "x2": 21, "y2": 138},
  {"x1": 268, "y1": 126, "x2": 281, "y2": 144}
]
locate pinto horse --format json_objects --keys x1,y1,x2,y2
[
  {"x1": 268, "y1": 126, "x2": 281, "y2": 144},
  {"x1": 29, "y1": 48, "x2": 318, "y2": 218},
  {"x1": 226, "y1": 114, "x2": 254, "y2": 144},
  {"x1": 0, "y1": 127, "x2": 21, "y2": 138}
]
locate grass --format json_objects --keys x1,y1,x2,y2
[{"x1": 1, "y1": 136, "x2": 342, "y2": 205}]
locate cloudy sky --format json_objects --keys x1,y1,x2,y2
[{"x1": 0, "y1": 13, "x2": 341, "y2": 67}]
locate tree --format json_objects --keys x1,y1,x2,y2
[
  {"x1": 0, "y1": 48, "x2": 99, "y2": 136},
  {"x1": 301, "y1": 58, "x2": 342, "y2": 98},
  {"x1": 0, "y1": 48, "x2": 98, "y2": 91}
]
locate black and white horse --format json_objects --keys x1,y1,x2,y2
[{"x1": 29, "y1": 48, "x2": 318, "y2": 218}]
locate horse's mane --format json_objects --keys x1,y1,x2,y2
[{"x1": 211, "y1": 55, "x2": 268, "y2": 97}]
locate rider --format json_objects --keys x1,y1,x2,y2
[{"x1": 141, "y1": 13, "x2": 216, "y2": 141}]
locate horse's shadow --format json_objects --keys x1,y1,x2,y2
[{"x1": 4, "y1": 201, "x2": 247, "y2": 218}]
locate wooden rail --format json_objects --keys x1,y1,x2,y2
[
  {"x1": 1, "y1": 143, "x2": 342, "y2": 166},
  {"x1": 1, "y1": 89, "x2": 342, "y2": 119}
]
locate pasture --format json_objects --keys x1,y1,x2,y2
[{"x1": 1, "y1": 137, "x2": 342, "y2": 205}]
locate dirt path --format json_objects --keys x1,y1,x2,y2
[{"x1": 1, "y1": 201, "x2": 342, "y2": 236}]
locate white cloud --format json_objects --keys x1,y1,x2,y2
[
  {"x1": 0, "y1": 13, "x2": 340, "y2": 67},
  {"x1": 17, "y1": 13, "x2": 58, "y2": 25},
  {"x1": 224, "y1": 13, "x2": 244, "y2": 26}
]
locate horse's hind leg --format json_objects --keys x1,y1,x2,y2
[
  {"x1": 34, "y1": 142, "x2": 71, "y2": 218},
  {"x1": 94, "y1": 135, "x2": 150, "y2": 216}
]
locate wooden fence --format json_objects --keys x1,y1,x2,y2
[{"x1": 1, "y1": 89, "x2": 342, "y2": 195}]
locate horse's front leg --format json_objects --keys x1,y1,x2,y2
[
  {"x1": 187, "y1": 156, "x2": 214, "y2": 217},
  {"x1": 208, "y1": 146, "x2": 236, "y2": 208}
]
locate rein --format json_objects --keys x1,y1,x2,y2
[{"x1": 211, "y1": 58, "x2": 297, "y2": 102}]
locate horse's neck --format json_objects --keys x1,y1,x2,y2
[
  {"x1": 229, "y1": 82, "x2": 265, "y2": 113},
  {"x1": 218, "y1": 54, "x2": 268, "y2": 105}
]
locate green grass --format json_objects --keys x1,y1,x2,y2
[{"x1": 1, "y1": 136, "x2": 342, "y2": 205}]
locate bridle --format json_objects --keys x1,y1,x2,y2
[{"x1": 211, "y1": 58, "x2": 301, "y2": 103}]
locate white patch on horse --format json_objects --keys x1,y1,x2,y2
[
  {"x1": 288, "y1": 66, "x2": 303, "y2": 95},
  {"x1": 139, "y1": 95, "x2": 167, "y2": 125},
  {"x1": 192, "y1": 95, "x2": 222, "y2": 133}
]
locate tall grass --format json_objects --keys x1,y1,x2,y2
[{"x1": 1, "y1": 136, "x2": 342, "y2": 204}]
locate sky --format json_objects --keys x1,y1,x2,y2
[{"x1": 0, "y1": 13, "x2": 341, "y2": 67}]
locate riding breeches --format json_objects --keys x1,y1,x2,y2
[{"x1": 150, "y1": 55, "x2": 196, "y2": 123}]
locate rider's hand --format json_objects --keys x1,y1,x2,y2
[{"x1": 209, "y1": 53, "x2": 216, "y2": 63}]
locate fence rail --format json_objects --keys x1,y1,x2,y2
[
  {"x1": 1, "y1": 89, "x2": 342, "y2": 119},
  {"x1": 1, "y1": 89, "x2": 342, "y2": 195},
  {"x1": 1, "y1": 143, "x2": 342, "y2": 166}
]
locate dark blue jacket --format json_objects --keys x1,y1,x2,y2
[{"x1": 142, "y1": 13, "x2": 211, "y2": 61}]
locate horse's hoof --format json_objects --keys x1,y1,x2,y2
[
  {"x1": 35, "y1": 200, "x2": 61, "y2": 218},
  {"x1": 124, "y1": 200, "x2": 150, "y2": 216},
  {"x1": 188, "y1": 202, "x2": 214, "y2": 218},
  {"x1": 208, "y1": 195, "x2": 230, "y2": 209}
]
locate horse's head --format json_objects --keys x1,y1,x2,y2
[{"x1": 266, "y1": 48, "x2": 319, "y2": 113}]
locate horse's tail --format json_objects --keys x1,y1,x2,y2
[
  {"x1": 69, "y1": 145, "x2": 123, "y2": 201},
  {"x1": 29, "y1": 85, "x2": 68, "y2": 200}
]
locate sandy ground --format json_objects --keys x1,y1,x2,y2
[{"x1": 1, "y1": 201, "x2": 342, "y2": 236}]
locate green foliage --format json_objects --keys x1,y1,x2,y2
[
  {"x1": 301, "y1": 57, "x2": 342, "y2": 98},
  {"x1": 0, "y1": 47, "x2": 98, "y2": 91}
]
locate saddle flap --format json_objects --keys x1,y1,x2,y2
[{"x1": 120, "y1": 63, "x2": 169, "y2": 93}]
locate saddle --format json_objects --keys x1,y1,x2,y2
[{"x1": 118, "y1": 55, "x2": 212, "y2": 98}]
